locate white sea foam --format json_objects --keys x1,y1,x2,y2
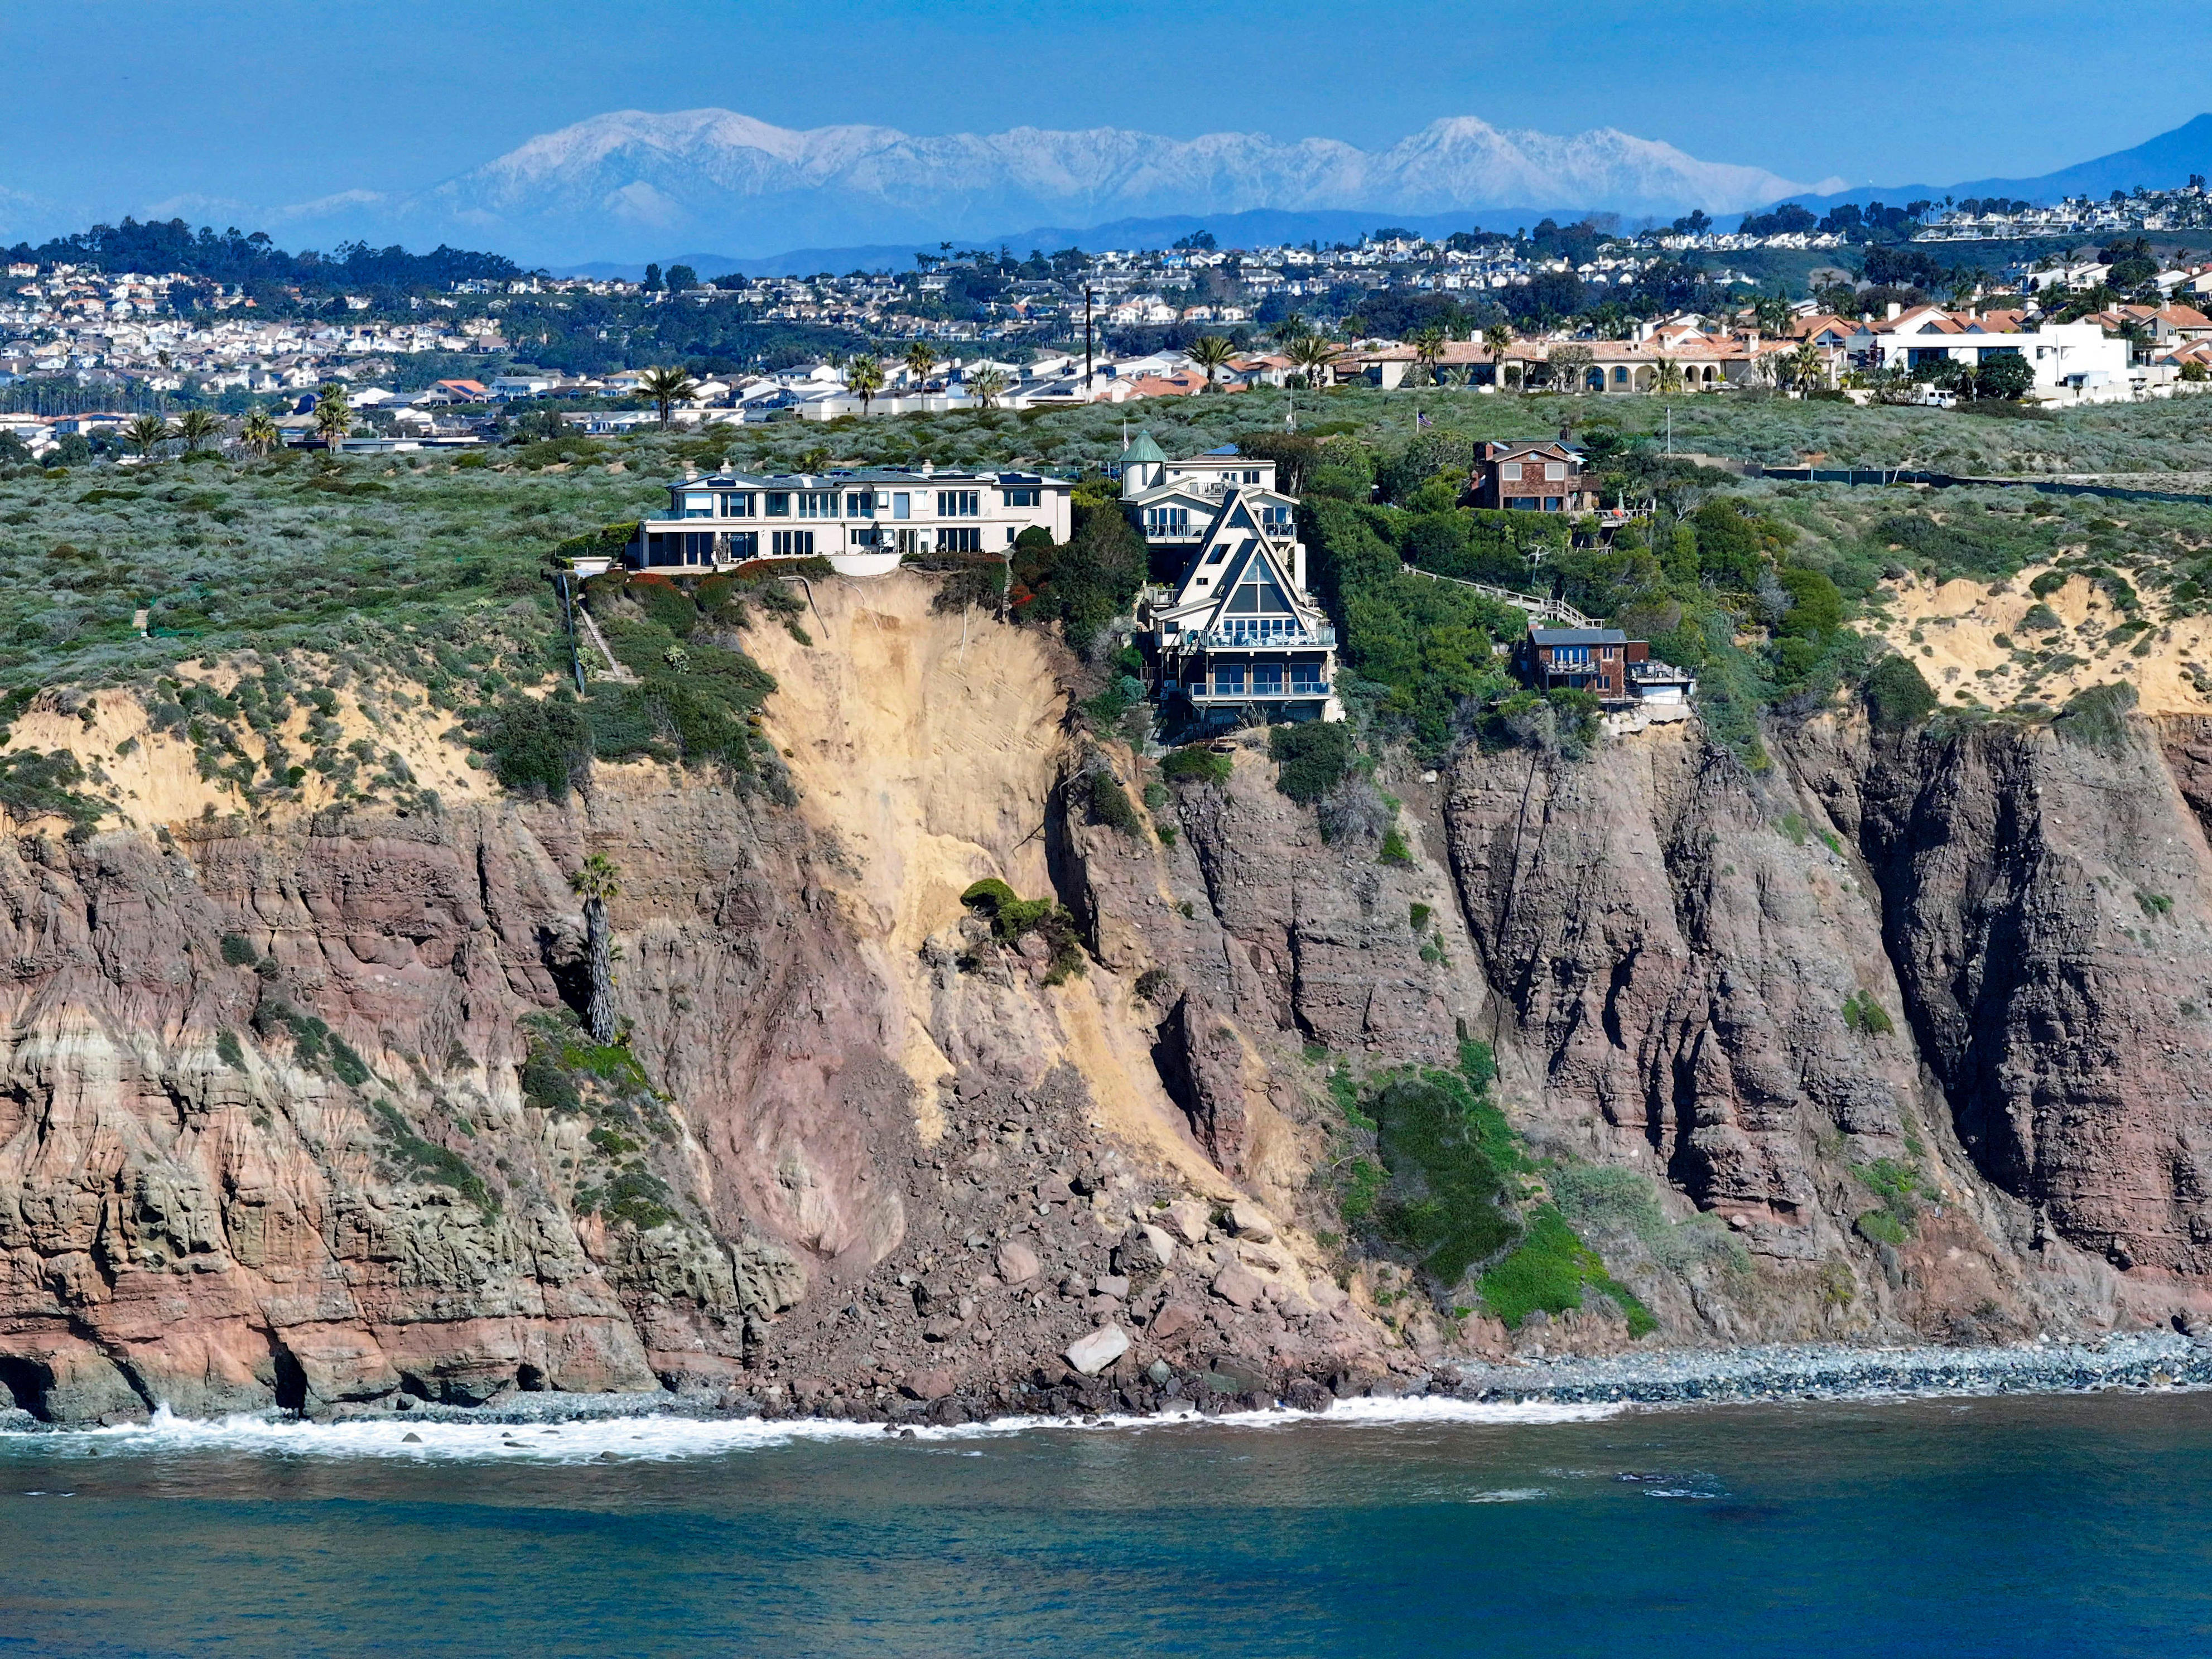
[{"x1": 0, "y1": 1395, "x2": 1628, "y2": 1463}]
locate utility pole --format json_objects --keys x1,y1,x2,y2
[{"x1": 1083, "y1": 287, "x2": 1094, "y2": 394}]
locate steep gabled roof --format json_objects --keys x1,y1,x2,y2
[{"x1": 1157, "y1": 489, "x2": 1321, "y2": 631}]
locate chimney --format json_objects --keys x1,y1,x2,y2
[{"x1": 1887, "y1": 301, "x2": 1902, "y2": 321}]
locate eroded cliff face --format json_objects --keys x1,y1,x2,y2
[
  {"x1": 12, "y1": 571, "x2": 2212, "y2": 1426},
  {"x1": 1797, "y1": 713, "x2": 2212, "y2": 1287},
  {"x1": 0, "y1": 578, "x2": 1415, "y2": 1426}
]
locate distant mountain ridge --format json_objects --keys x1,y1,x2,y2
[
  {"x1": 1746, "y1": 113, "x2": 2212, "y2": 220},
  {"x1": 329, "y1": 107, "x2": 1829, "y2": 263}
]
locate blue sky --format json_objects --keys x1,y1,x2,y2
[{"x1": 4, "y1": 0, "x2": 2206, "y2": 239}]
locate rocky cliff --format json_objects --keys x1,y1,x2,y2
[{"x1": 6, "y1": 573, "x2": 2212, "y2": 1426}]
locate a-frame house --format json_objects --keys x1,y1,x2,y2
[{"x1": 1122, "y1": 433, "x2": 1339, "y2": 726}]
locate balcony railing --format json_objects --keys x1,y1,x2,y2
[
  {"x1": 1196, "y1": 621, "x2": 1336, "y2": 648},
  {"x1": 1191, "y1": 681, "x2": 1331, "y2": 702}
]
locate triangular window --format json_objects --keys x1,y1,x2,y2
[{"x1": 1227, "y1": 567, "x2": 1291, "y2": 614}]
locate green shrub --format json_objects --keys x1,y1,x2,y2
[
  {"x1": 329, "y1": 1036, "x2": 373, "y2": 1088},
  {"x1": 1843, "y1": 991, "x2": 1896, "y2": 1035},
  {"x1": 372, "y1": 1099, "x2": 493, "y2": 1211},
  {"x1": 1087, "y1": 768, "x2": 1144, "y2": 836},
  {"x1": 1409, "y1": 902, "x2": 1433, "y2": 931},
  {"x1": 520, "y1": 1048, "x2": 583, "y2": 1116},
  {"x1": 960, "y1": 878, "x2": 1086, "y2": 982},
  {"x1": 1134, "y1": 967, "x2": 1177, "y2": 1005},
  {"x1": 1161, "y1": 744, "x2": 1232, "y2": 787},
  {"x1": 1478, "y1": 1205, "x2": 1656, "y2": 1336},
  {"x1": 1864, "y1": 655, "x2": 1937, "y2": 730},
  {"x1": 0, "y1": 748, "x2": 100, "y2": 827},
  {"x1": 486, "y1": 692, "x2": 592, "y2": 800},
  {"x1": 1379, "y1": 826, "x2": 1414, "y2": 866},
  {"x1": 2054, "y1": 681, "x2": 2137, "y2": 753},
  {"x1": 1355, "y1": 1067, "x2": 1524, "y2": 1287},
  {"x1": 1269, "y1": 721, "x2": 1355, "y2": 804},
  {"x1": 1855, "y1": 1209, "x2": 1907, "y2": 1247},
  {"x1": 1081, "y1": 675, "x2": 1144, "y2": 729},
  {"x1": 1548, "y1": 1163, "x2": 1750, "y2": 1277},
  {"x1": 219, "y1": 933, "x2": 258, "y2": 967},
  {"x1": 586, "y1": 1165, "x2": 678, "y2": 1231},
  {"x1": 215, "y1": 1029, "x2": 245, "y2": 1070}
]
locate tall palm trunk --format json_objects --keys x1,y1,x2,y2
[{"x1": 584, "y1": 894, "x2": 615, "y2": 1043}]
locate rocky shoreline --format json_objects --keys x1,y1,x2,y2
[{"x1": 8, "y1": 1333, "x2": 2210, "y2": 1436}]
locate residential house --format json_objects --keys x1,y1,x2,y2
[
  {"x1": 1516, "y1": 625, "x2": 1697, "y2": 710},
  {"x1": 1470, "y1": 441, "x2": 1597, "y2": 513},
  {"x1": 1847, "y1": 306, "x2": 2129, "y2": 394},
  {"x1": 629, "y1": 462, "x2": 1073, "y2": 578},
  {"x1": 1126, "y1": 432, "x2": 1338, "y2": 726}
]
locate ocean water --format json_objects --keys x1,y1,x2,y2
[{"x1": 3, "y1": 1391, "x2": 2210, "y2": 1658}]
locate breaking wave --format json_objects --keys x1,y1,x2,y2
[{"x1": 0, "y1": 1396, "x2": 1626, "y2": 1464}]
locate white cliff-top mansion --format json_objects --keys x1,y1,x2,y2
[
  {"x1": 630, "y1": 463, "x2": 1073, "y2": 577},
  {"x1": 1125, "y1": 431, "x2": 1341, "y2": 726}
]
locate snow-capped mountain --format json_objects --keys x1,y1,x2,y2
[{"x1": 324, "y1": 108, "x2": 1830, "y2": 262}]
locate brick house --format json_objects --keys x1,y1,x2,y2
[
  {"x1": 1519, "y1": 626, "x2": 1641, "y2": 697},
  {"x1": 1516, "y1": 624, "x2": 1698, "y2": 708},
  {"x1": 1471, "y1": 441, "x2": 1596, "y2": 513}
]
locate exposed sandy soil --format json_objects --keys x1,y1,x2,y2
[
  {"x1": 741, "y1": 575, "x2": 1226, "y2": 1187},
  {"x1": 1862, "y1": 565, "x2": 2212, "y2": 716},
  {"x1": 0, "y1": 659, "x2": 495, "y2": 833}
]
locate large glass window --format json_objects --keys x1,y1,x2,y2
[
  {"x1": 1227, "y1": 570, "x2": 1293, "y2": 615},
  {"x1": 1002, "y1": 487, "x2": 1039, "y2": 507},
  {"x1": 770, "y1": 529, "x2": 814, "y2": 556},
  {"x1": 1213, "y1": 662, "x2": 1247, "y2": 696},
  {"x1": 936, "y1": 527, "x2": 982, "y2": 553},
  {"x1": 1289, "y1": 661, "x2": 1324, "y2": 695},
  {"x1": 846, "y1": 491, "x2": 876, "y2": 517},
  {"x1": 765, "y1": 491, "x2": 791, "y2": 517},
  {"x1": 893, "y1": 492, "x2": 911, "y2": 519},
  {"x1": 1251, "y1": 661, "x2": 1285, "y2": 696},
  {"x1": 937, "y1": 490, "x2": 980, "y2": 517},
  {"x1": 729, "y1": 531, "x2": 758, "y2": 558},
  {"x1": 681, "y1": 493, "x2": 714, "y2": 518},
  {"x1": 722, "y1": 491, "x2": 756, "y2": 517},
  {"x1": 798, "y1": 490, "x2": 838, "y2": 518}
]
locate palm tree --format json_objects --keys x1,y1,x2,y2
[
  {"x1": 1411, "y1": 326, "x2": 1447, "y2": 386},
  {"x1": 966, "y1": 364, "x2": 1009, "y2": 408},
  {"x1": 1187, "y1": 334, "x2": 1236, "y2": 392},
  {"x1": 1483, "y1": 324, "x2": 1515, "y2": 388},
  {"x1": 904, "y1": 341, "x2": 939, "y2": 387},
  {"x1": 569, "y1": 853, "x2": 623, "y2": 1044},
  {"x1": 1651, "y1": 354, "x2": 1685, "y2": 396},
  {"x1": 123, "y1": 413, "x2": 172, "y2": 459},
  {"x1": 1788, "y1": 339, "x2": 1828, "y2": 392},
  {"x1": 239, "y1": 409, "x2": 282, "y2": 457},
  {"x1": 845, "y1": 354, "x2": 885, "y2": 416},
  {"x1": 1271, "y1": 311, "x2": 1310, "y2": 346},
  {"x1": 312, "y1": 383, "x2": 353, "y2": 451},
  {"x1": 1753, "y1": 293, "x2": 1792, "y2": 336},
  {"x1": 1289, "y1": 334, "x2": 1338, "y2": 389},
  {"x1": 175, "y1": 408, "x2": 224, "y2": 453},
  {"x1": 636, "y1": 365, "x2": 697, "y2": 428}
]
